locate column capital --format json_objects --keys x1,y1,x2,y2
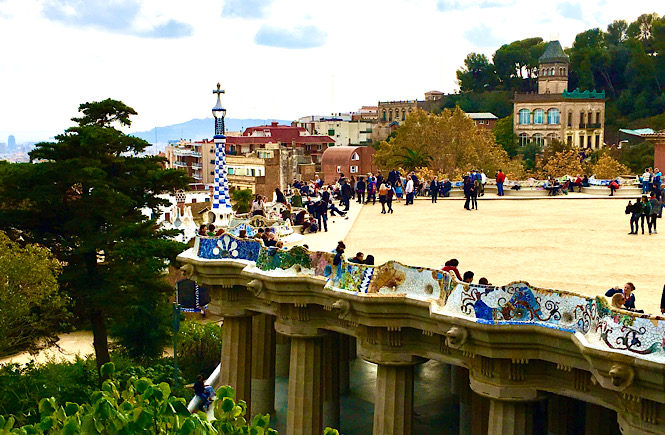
[
  {"x1": 275, "y1": 318, "x2": 325, "y2": 338},
  {"x1": 358, "y1": 342, "x2": 426, "y2": 366},
  {"x1": 470, "y1": 375, "x2": 542, "y2": 402}
]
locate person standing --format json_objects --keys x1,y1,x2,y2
[
  {"x1": 378, "y1": 182, "x2": 388, "y2": 214},
  {"x1": 654, "y1": 168, "x2": 662, "y2": 192},
  {"x1": 463, "y1": 175, "x2": 474, "y2": 210},
  {"x1": 341, "y1": 179, "x2": 352, "y2": 211},
  {"x1": 315, "y1": 198, "x2": 328, "y2": 232},
  {"x1": 405, "y1": 176, "x2": 415, "y2": 205},
  {"x1": 642, "y1": 168, "x2": 652, "y2": 194},
  {"x1": 649, "y1": 194, "x2": 662, "y2": 234},
  {"x1": 367, "y1": 175, "x2": 377, "y2": 205},
  {"x1": 641, "y1": 195, "x2": 652, "y2": 234},
  {"x1": 356, "y1": 176, "x2": 366, "y2": 204},
  {"x1": 496, "y1": 169, "x2": 506, "y2": 196},
  {"x1": 480, "y1": 171, "x2": 487, "y2": 197},
  {"x1": 386, "y1": 183, "x2": 394, "y2": 214},
  {"x1": 471, "y1": 176, "x2": 479, "y2": 210},
  {"x1": 627, "y1": 199, "x2": 641, "y2": 235},
  {"x1": 430, "y1": 177, "x2": 439, "y2": 203}
]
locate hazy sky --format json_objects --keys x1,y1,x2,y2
[{"x1": 0, "y1": 0, "x2": 661, "y2": 141}]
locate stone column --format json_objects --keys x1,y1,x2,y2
[
  {"x1": 373, "y1": 363, "x2": 414, "y2": 435},
  {"x1": 322, "y1": 332, "x2": 341, "y2": 430},
  {"x1": 338, "y1": 334, "x2": 350, "y2": 395},
  {"x1": 251, "y1": 314, "x2": 275, "y2": 416},
  {"x1": 287, "y1": 335, "x2": 323, "y2": 435},
  {"x1": 220, "y1": 315, "x2": 253, "y2": 417},
  {"x1": 548, "y1": 395, "x2": 581, "y2": 435},
  {"x1": 275, "y1": 332, "x2": 290, "y2": 377},
  {"x1": 488, "y1": 399, "x2": 534, "y2": 435},
  {"x1": 585, "y1": 403, "x2": 619, "y2": 435},
  {"x1": 451, "y1": 366, "x2": 472, "y2": 435},
  {"x1": 472, "y1": 392, "x2": 490, "y2": 435},
  {"x1": 349, "y1": 336, "x2": 357, "y2": 360}
]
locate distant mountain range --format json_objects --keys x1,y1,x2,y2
[{"x1": 130, "y1": 117, "x2": 292, "y2": 151}]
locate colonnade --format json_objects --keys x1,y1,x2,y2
[{"x1": 216, "y1": 311, "x2": 627, "y2": 435}]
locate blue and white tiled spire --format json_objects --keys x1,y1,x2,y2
[{"x1": 211, "y1": 83, "x2": 233, "y2": 224}]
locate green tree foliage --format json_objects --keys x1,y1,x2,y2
[
  {"x1": 374, "y1": 108, "x2": 512, "y2": 178},
  {"x1": 176, "y1": 320, "x2": 223, "y2": 381},
  {"x1": 619, "y1": 141, "x2": 655, "y2": 173},
  {"x1": 0, "y1": 99, "x2": 191, "y2": 371},
  {"x1": 398, "y1": 148, "x2": 433, "y2": 172},
  {"x1": 3, "y1": 362, "x2": 277, "y2": 434},
  {"x1": 456, "y1": 53, "x2": 496, "y2": 92},
  {"x1": 0, "y1": 232, "x2": 69, "y2": 357},
  {"x1": 492, "y1": 116, "x2": 518, "y2": 158},
  {"x1": 0, "y1": 356, "x2": 186, "y2": 427},
  {"x1": 451, "y1": 12, "x2": 665, "y2": 146},
  {"x1": 231, "y1": 189, "x2": 253, "y2": 214}
]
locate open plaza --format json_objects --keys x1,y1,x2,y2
[{"x1": 343, "y1": 196, "x2": 665, "y2": 315}]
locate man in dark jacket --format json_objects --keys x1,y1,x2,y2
[
  {"x1": 356, "y1": 177, "x2": 366, "y2": 204},
  {"x1": 430, "y1": 177, "x2": 439, "y2": 203},
  {"x1": 463, "y1": 176, "x2": 474, "y2": 210},
  {"x1": 315, "y1": 199, "x2": 328, "y2": 232},
  {"x1": 341, "y1": 180, "x2": 352, "y2": 211}
]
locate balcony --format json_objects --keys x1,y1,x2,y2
[
  {"x1": 192, "y1": 174, "x2": 202, "y2": 181},
  {"x1": 191, "y1": 151, "x2": 202, "y2": 158},
  {"x1": 174, "y1": 148, "x2": 194, "y2": 157},
  {"x1": 174, "y1": 161, "x2": 188, "y2": 168},
  {"x1": 191, "y1": 163, "x2": 202, "y2": 170}
]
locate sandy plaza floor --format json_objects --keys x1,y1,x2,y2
[{"x1": 342, "y1": 196, "x2": 665, "y2": 315}]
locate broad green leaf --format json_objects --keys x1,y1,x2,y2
[{"x1": 100, "y1": 362, "x2": 115, "y2": 378}]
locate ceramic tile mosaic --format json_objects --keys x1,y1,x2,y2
[
  {"x1": 193, "y1": 240, "x2": 665, "y2": 360},
  {"x1": 197, "y1": 235, "x2": 261, "y2": 261}
]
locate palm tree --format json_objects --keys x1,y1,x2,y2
[
  {"x1": 231, "y1": 189, "x2": 253, "y2": 214},
  {"x1": 399, "y1": 148, "x2": 433, "y2": 171}
]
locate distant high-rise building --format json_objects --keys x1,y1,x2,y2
[
  {"x1": 0, "y1": 142, "x2": 7, "y2": 154},
  {"x1": 7, "y1": 135, "x2": 16, "y2": 152}
]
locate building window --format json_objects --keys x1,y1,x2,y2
[
  {"x1": 318, "y1": 144, "x2": 323, "y2": 151},
  {"x1": 547, "y1": 108, "x2": 560, "y2": 125},
  {"x1": 401, "y1": 110, "x2": 406, "y2": 121},
  {"x1": 519, "y1": 133, "x2": 529, "y2": 146},
  {"x1": 351, "y1": 152, "x2": 359, "y2": 161},
  {"x1": 336, "y1": 166, "x2": 341, "y2": 173},
  {"x1": 533, "y1": 133, "x2": 544, "y2": 147},
  {"x1": 210, "y1": 159, "x2": 215, "y2": 164},
  {"x1": 389, "y1": 110, "x2": 393, "y2": 122},
  {"x1": 382, "y1": 110, "x2": 386, "y2": 121},
  {"x1": 210, "y1": 171, "x2": 214, "y2": 175},
  {"x1": 518, "y1": 109, "x2": 531, "y2": 125},
  {"x1": 328, "y1": 129, "x2": 335, "y2": 136},
  {"x1": 350, "y1": 166, "x2": 358, "y2": 174},
  {"x1": 210, "y1": 148, "x2": 214, "y2": 153},
  {"x1": 595, "y1": 135, "x2": 600, "y2": 149},
  {"x1": 579, "y1": 112, "x2": 585, "y2": 127},
  {"x1": 228, "y1": 168, "x2": 234, "y2": 175},
  {"x1": 533, "y1": 109, "x2": 545, "y2": 125},
  {"x1": 567, "y1": 112, "x2": 572, "y2": 127},
  {"x1": 579, "y1": 134, "x2": 585, "y2": 147},
  {"x1": 567, "y1": 136, "x2": 572, "y2": 146},
  {"x1": 596, "y1": 112, "x2": 602, "y2": 124}
]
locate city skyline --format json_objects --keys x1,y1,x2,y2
[{"x1": 0, "y1": 0, "x2": 661, "y2": 141}]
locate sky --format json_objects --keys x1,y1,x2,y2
[{"x1": 0, "y1": 0, "x2": 662, "y2": 142}]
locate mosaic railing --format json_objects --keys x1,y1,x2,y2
[{"x1": 194, "y1": 235, "x2": 665, "y2": 361}]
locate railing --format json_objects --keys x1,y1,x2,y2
[
  {"x1": 191, "y1": 235, "x2": 665, "y2": 362},
  {"x1": 174, "y1": 161, "x2": 188, "y2": 167},
  {"x1": 191, "y1": 163, "x2": 202, "y2": 170}
]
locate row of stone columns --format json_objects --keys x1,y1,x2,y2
[{"x1": 218, "y1": 313, "x2": 621, "y2": 435}]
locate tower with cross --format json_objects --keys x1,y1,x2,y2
[{"x1": 211, "y1": 83, "x2": 233, "y2": 224}]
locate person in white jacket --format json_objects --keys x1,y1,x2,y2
[{"x1": 405, "y1": 177, "x2": 414, "y2": 205}]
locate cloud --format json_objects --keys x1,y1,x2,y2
[
  {"x1": 464, "y1": 24, "x2": 503, "y2": 47},
  {"x1": 557, "y1": 2, "x2": 583, "y2": 20},
  {"x1": 223, "y1": 0, "x2": 272, "y2": 19},
  {"x1": 42, "y1": 0, "x2": 192, "y2": 38},
  {"x1": 437, "y1": 0, "x2": 509, "y2": 12},
  {"x1": 254, "y1": 25, "x2": 327, "y2": 49}
]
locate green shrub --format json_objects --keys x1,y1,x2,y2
[
  {"x1": 176, "y1": 320, "x2": 223, "y2": 382},
  {"x1": 3, "y1": 363, "x2": 277, "y2": 434}
]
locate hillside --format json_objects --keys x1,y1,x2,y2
[{"x1": 129, "y1": 117, "x2": 292, "y2": 149}]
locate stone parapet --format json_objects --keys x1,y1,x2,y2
[{"x1": 178, "y1": 238, "x2": 665, "y2": 433}]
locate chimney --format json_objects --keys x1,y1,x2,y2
[{"x1": 271, "y1": 121, "x2": 278, "y2": 127}]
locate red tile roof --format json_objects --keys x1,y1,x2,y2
[{"x1": 230, "y1": 122, "x2": 333, "y2": 146}]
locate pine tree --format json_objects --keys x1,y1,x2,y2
[{"x1": 0, "y1": 99, "x2": 190, "y2": 370}]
